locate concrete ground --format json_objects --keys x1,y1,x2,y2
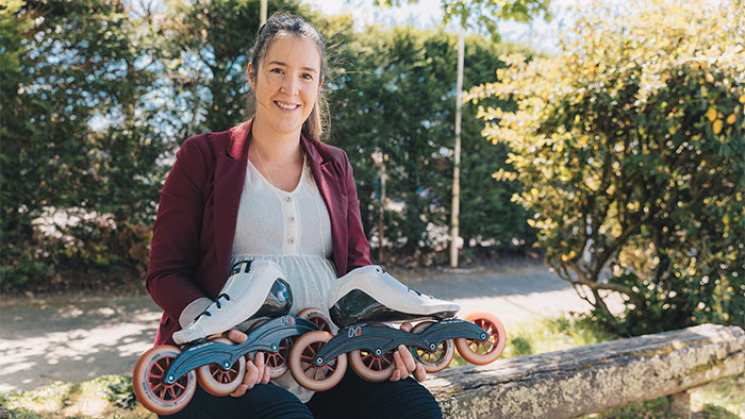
[{"x1": 0, "y1": 260, "x2": 615, "y2": 393}]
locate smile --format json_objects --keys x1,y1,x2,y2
[{"x1": 275, "y1": 101, "x2": 299, "y2": 110}]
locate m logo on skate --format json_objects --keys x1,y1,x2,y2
[{"x1": 348, "y1": 326, "x2": 363, "y2": 337}]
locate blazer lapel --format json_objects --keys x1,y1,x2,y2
[{"x1": 214, "y1": 123, "x2": 250, "y2": 281}]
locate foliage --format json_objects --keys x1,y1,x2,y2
[
  {"x1": 470, "y1": 0, "x2": 745, "y2": 334},
  {"x1": 158, "y1": 0, "x2": 306, "y2": 136},
  {"x1": 98, "y1": 374, "x2": 136, "y2": 409},
  {"x1": 495, "y1": 315, "x2": 616, "y2": 360},
  {"x1": 373, "y1": 0, "x2": 552, "y2": 38},
  {"x1": 1, "y1": 0, "x2": 171, "y2": 289},
  {"x1": 0, "y1": 376, "x2": 152, "y2": 418},
  {"x1": 326, "y1": 25, "x2": 534, "y2": 260}
]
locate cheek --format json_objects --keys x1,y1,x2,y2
[{"x1": 302, "y1": 84, "x2": 320, "y2": 104}]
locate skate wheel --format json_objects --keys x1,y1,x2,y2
[
  {"x1": 289, "y1": 331, "x2": 347, "y2": 391},
  {"x1": 248, "y1": 319, "x2": 290, "y2": 379},
  {"x1": 297, "y1": 307, "x2": 336, "y2": 334},
  {"x1": 411, "y1": 321, "x2": 455, "y2": 373},
  {"x1": 454, "y1": 312, "x2": 506, "y2": 365},
  {"x1": 133, "y1": 345, "x2": 196, "y2": 415},
  {"x1": 349, "y1": 348, "x2": 396, "y2": 382},
  {"x1": 196, "y1": 338, "x2": 246, "y2": 396}
]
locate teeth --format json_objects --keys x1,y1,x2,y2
[{"x1": 276, "y1": 101, "x2": 298, "y2": 110}]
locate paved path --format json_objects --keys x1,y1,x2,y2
[{"x1": 0, "y1": 262, "x2": 604, "y2": 393}]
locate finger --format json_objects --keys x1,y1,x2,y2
[
  {"x1": 392, "y1": 351, "x2": 408, "y2": 381},
  {"x1": 227, "y1": 329, "x2": 248, "y2": 344},
  {"x1": 231, "y1": 383, "x2": 248, "y2": 397},
  {"x1": 412, "y1": 363, "x2": 427, "y2": 382},
  {"x1": 400, "y1": 322, "x2": 413, "y2": 332},
  {"x1": 244, "y1": 361, "x2": 259, "y2": 389},
  {"x1": 261, "y1": 361, "x2": 272, "y2": 384},
  {"x1": 390, "y1": 369, "x2": 401, "y2": 381},
  {"x1": 398, "y1": 345, "x2": 416, "y2": 372},
  {"x1": 253, "y1": 352, "x2": 266, "y2": 384}
]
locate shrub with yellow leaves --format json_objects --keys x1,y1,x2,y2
[{"x1": 468, "y1": 0, "x2": 745, "y2": 335}]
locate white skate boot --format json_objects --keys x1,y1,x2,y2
[
  {"x1": 328, "y1": 265, "x2": 460, "y2": 327},
  {"x1": 172, "y1": 259, "x2": 291, "y2": 344}
]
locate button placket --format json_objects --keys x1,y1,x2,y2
[{"x1": 283, "y1": 193, "x2": 299, "y2": 252}]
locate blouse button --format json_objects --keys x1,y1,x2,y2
[
  {"x1": 288, "y1": 237, "x2": 295, "y2": 244},
  {"x1": 288, "y1": 216, "x2": 296, "y2": 223},
  {"x1": 285, "y1": 196, "x2": 292, "y2": 203}
]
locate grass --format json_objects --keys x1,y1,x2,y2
[
  {"x1": 2, "y1": 317, "x2": 743, "y2": 419},
  {"x1": 0, "y1": 376, "x2": 154, "y2": 419}
]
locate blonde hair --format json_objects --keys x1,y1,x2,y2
[{"x1": 244, "y1": 13, "x2": 329, "y2": 139}]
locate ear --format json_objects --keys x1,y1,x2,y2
[{"x1": 247, "y1": 63, "x2": 256, "y2": 90}]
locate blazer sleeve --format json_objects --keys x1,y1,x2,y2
[
  {"x1": 146, "y1": 137, "x2": 210, "y2": 322},
  {"x1": 342, "y1": 151, "x2": 372, "y2": 272}
]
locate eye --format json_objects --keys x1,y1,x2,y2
[
  {"x1": 301, "y1": 73, "x2": 314, "y2": 81},
  {"x1": 269, "y1": 67, "x2": 284, "y2": 74}
]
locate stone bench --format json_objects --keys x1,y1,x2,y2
[{"x1": 424, "y1": 323, "x2": 745, "y2": 418}]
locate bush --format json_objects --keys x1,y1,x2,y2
[{"x1": 471, "y1": 0, "x2": 745, "y2": 335}]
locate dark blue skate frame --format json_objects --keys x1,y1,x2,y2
[
  {"x1": 310, "y1": 318, "x2": 489, "y2": 367},
  {"x1": 163, "y1": 315, "x2": 318, "y2": 385}
]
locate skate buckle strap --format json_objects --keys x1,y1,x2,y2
[{"x1": 194, "y1": 293, "x2": 232, "y2": 321}]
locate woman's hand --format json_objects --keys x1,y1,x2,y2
[
  {"x1": 224, "y1": 329, "x2": 271, "y2": 397},
  {"x1": 390, "y1": 322, "x2": 427, "y2": 382}
]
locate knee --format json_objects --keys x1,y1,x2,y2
[
  {"x1": 373, "y1": 379, "x2": 443, "y2": 419},
  {"x1": 239, "y1": 384, "x2": 314, "y2": 419}
]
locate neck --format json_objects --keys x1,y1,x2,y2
[{"x1": 249, "y1": 120, "x2": 303, "y2": 162}]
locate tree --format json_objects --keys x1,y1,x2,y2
[
  {"x1": 471, "y1": 0, "x2": 745, "y2": 334},
  {"x1": 1, "y1": 0, "x2": 170, "y2": 288},
  {"x1": 373, "y1": 0, "x2": 551, "y2": 38},
  {"x1": 327, "y1": 25, "x2": 533, "y2": 260},
  {"x1": 158, "y1": 0, "x2": 306, "y2": 136}
]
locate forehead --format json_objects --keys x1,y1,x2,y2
[{"x1": 264, "y1": 35, "x2": 321, "y2": 71}]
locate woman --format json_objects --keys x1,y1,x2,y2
[{"x1": 146, "y1": 13, "x2": 442, "y2": 419}]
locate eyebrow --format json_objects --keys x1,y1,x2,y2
[{"x1": 266, "y1": 60, "x2": 318, "y2": 73}]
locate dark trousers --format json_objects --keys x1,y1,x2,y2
[{"x1": 161, "y1": 369, "x2": 442, "y2": 419}]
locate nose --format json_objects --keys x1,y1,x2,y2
[{"x1": 280, "y1": 76, "x2": 299, "y2": 96}]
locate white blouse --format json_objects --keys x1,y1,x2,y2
[{"x1": 230, "y1": 156, "x2": 338, "y2": 401}]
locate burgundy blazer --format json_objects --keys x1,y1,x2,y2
[{"x1": 146, "y1": 121, "x2": 372, "y2": 346}]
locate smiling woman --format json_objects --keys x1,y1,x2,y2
[{"x1": 141, "y1": 12, "x2": 443, "y2": 419}]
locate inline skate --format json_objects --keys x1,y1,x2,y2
[
  {"x1": 133, "y1": 259, "x2": 329, "y2": 415},
  {"x1": 288, "y1": 265, "x2": 506, "y2": 391}
]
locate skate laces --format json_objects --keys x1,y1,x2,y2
[
  {"x1": 194, "y1": 293, "x2": 232, "y2": 320},
  {"x1": 408, "y1": 286, "x2": 435, "y2": 300}
]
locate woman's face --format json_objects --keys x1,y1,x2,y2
[{"x1": 248, "y1": 35, "x2": 322, "y2": 138}]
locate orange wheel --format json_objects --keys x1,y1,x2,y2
[
  {"x1": 265, "y1": 336, "x2": 292, "y2": 379},
  {"x1": 454, "y1": 312, "x2": 506, "y2": 365},
  {"x1": 248, "y1": 319, "x2": 291, "y2": 379},
  {"x1": 289, "y1": 331, "x2": 347, "y2": 391},
  {"x1": 196, "y1": 338, "x2": 246, "y2": 396},
  {"x1": 133, "y1": 345, "x2": 196, "y2": 415},
  {"x1": 348, "y1": 348, "x2": 396, "y2": 382},
  {"x1": 411, "y1": 321, "x2": 454, "y2": 373},
  {"x1": 297, "y1": 308, "x2": 336, "y2": 334}
]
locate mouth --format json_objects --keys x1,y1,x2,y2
[{"x1": 275, "y1": 100, "x2": 300, "y2": 111}]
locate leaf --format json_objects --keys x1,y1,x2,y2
[{"x1": 713, "y1": 119, "x2": 723, "y2": 134}]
